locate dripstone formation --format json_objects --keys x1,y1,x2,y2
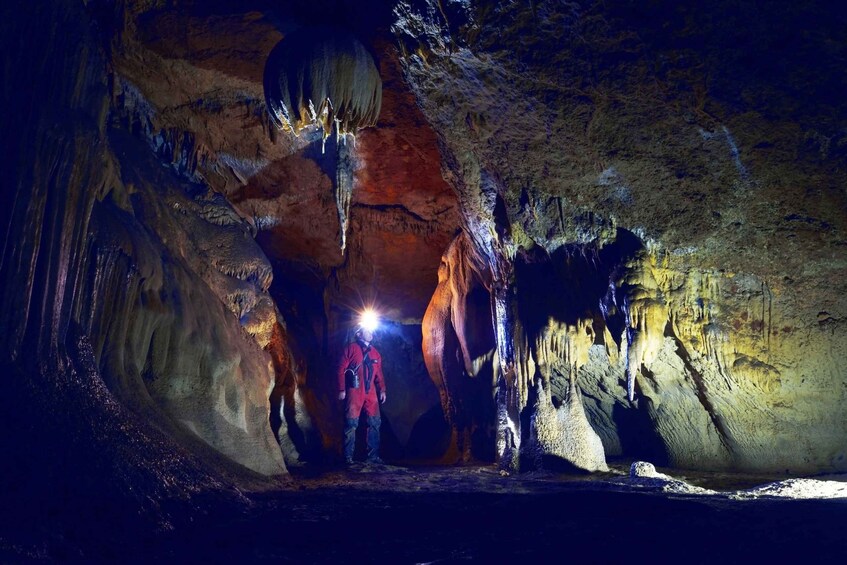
[
  {"x1": 1, "y1": 1, "x2": 845, "y2": 544},
  {"x1": 399, "y1": 0, "x2": 847, "y2": 472}
]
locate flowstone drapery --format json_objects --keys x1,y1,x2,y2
[{"x1": 263, "y1": 29, "x2": 382, "y2": 138}]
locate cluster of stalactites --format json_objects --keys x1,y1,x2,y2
[
  {"x1": 263, "y1": 29, "x2": 382, "y2": 143},
  {"x1": 499, "y1": 317, "x2": 596, "y2": 415},
  {"x1": 534, "y1": 318, "x2": 595, "y2": 382}
]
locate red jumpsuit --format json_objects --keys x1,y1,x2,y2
[
  {"x1": 338, "y1": 340, "x2": 385, "y2": 417},
  {"x1": 337, "y1": 340, "x2": 386, "y2": 462}
]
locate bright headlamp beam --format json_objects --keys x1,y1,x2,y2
[{"x1": 359, "y1": 309, "x2": 379, "y2": 332}]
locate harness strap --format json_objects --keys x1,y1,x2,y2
[{"x1": 358, "y1": 342, "x2": 375, "y2": 393}]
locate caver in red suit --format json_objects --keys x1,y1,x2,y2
[{"x1": 337, "y1": 328, "x2": 386, "y2": 464}]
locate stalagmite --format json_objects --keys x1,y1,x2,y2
[
  {"x1": 528, "y1": 379, "x2": 609, "y2": 472},
  {"x1": 527, "y1": 315, "x2": 607, "y2": 470}
]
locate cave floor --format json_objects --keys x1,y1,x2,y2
[
  {"x1": 157, "y1": 464, "x2": 847, "y2": 563},
  {"x1": 5, "y1": 464, "x2": 846, "y2": 563}
]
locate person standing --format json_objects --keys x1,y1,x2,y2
[{"x1": 337, "y1": 326, "x2": 386, "y2": 464}]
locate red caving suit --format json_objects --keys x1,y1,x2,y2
[{"x1": 337, "y1": 340, "x2": 385, "y2": 419}]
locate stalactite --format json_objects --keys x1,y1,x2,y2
[
  {"x1": 263, "y1": 29, "x2": 382, "y2": 254},
  {"x1": 534, "y1": 317, "x2": 594, "y2": 386},
  {"x1": 335, "y1": 133, "x2": 354, "y2": 253},
  {"x1": 619, "y1": 253, "x2": 669, "y2": 401}
]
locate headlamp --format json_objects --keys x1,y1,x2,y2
[{"x1": 359, "y1": 308, "x2": 380, "y2": 333}]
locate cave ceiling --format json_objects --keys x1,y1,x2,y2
[
  {"x1": 112, "y1": 0, "x2": 459, "y2": 323},
  {"x1": 109, "y1": 0, "x2": 847, "y2": 325}
]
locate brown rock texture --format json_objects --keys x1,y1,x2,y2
[
  {"x1": 0, "y1": 0, "x2": 277, "y2": 544},
  {"x1": 5, "y1": 0, "x2": 846, "y2": 531},
  {"x1": 397, "y1": 0, "x2": 847, "y2": 472},
  {"x1": 422, "y1": 231, "x2": 496, "y2": 462},
  {"x1": 12, "y1": 1, "x2": 847, "y2": 559},
  {"x1": 101, "y1": 2, "x2": 461, "y2": 461},
  {"x1": 0, "y1": 0, "x2": 294, "y2": 480}
]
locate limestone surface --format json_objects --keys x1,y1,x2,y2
[
  {"x1": 4, "y1": 0, "x2": 846, "y2": 504},
  {"x1": 398, "y1": 0, "x2": 847, "y2": 473}
]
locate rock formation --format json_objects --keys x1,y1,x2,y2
[
  {"x1": 397, "y1": 0, "x2": 847, "y2": 473},
  {"x1": 1, "y1": 0, "x2": 291, "y2": 478},
  {"x1": 2, "y1": 0, "x2": 460, "y2": 479},
  {"x1": 3, "y1": 4, "x2": 846, "y2": 548},
  {"x1": 263, "y1": 28, "x2": 382, "y2": 138}
]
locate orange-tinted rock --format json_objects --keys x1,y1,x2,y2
[
  {"x1": 110, "y1": 5, "x2": 462, "y2": 460},
  {"x1": 423, "y1": 232, "x2": 496, "y2": 462},
  {"x1": 344, "y1": 40, "x2": 460, "y2": 321}
]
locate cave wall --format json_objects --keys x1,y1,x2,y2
[
  {"x1": 0, "y1": 1, "x2": 278, "y2": 546},
  {"x1": 0, "y1": 0, "x2": 458, "y2": 480},
  {"x1": 399, "y1": 0, "x2": 847, "y2": 472},
  {"x1": 83, "y1": 128, "x2": 285, "y2": 475},
  {"x1": 5, "y1": 0, "x2": 845, "y2": 489},
  {"x1": 1, "y1": 0, "x2": 288, "y2": 483}
]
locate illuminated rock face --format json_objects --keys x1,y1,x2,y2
[
  {"x1": 4, "y1": 0, "x2": 846, "y2": 493},
  {"x1": 86, "y1": 130, "x2": 286, "y2": 476},
  {"x1": 100, "y1": 4, "x2": 460, "y2": 463},
  {"x1": 0, "y1": 1, "x2": 288, "y2": 478},
  {"x1": 403, "y1": 0, "x2": 847, "y2": 472}
]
